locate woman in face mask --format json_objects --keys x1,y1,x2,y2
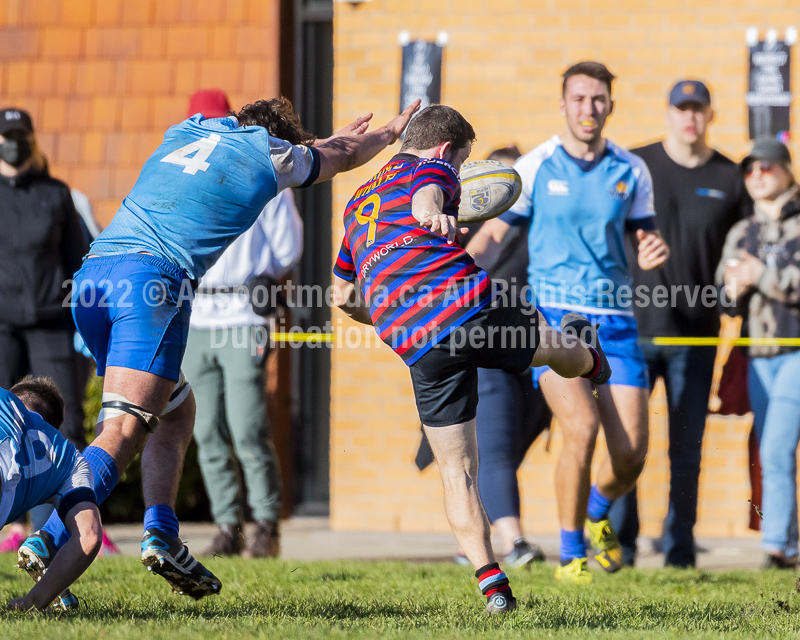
[
  {"x1": 0, "y1": 108, "x2": 90, "y2": 551},
  {"x1": 717, "y1": 138, "x2": 800, "y2": 570}
]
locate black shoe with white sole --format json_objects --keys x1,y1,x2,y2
[{"x1": 141, "y1": 528, "x2": 222, "y2": 600}]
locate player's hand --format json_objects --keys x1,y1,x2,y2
[
  {"x1": 383, "y1": 99, "x2": 421, "y2": 144},
  {"x1": 332, "y1": 114, "x2": 373, "y2": 139},
  {"x1": 419, "y1": 212, "x2": 466, "y2": 244},
  {"x1": 636, "y1": 229, "x2": 669, "y2": 271}
]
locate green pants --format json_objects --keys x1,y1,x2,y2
[{"x1": 183, "y1": 326, "x2": 282, "y2": 525}]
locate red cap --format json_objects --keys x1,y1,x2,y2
[{"x1": 187, "y1": 89, "x2": 231, "y2": 119}]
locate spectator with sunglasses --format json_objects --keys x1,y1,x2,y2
[{"x1": 718, "y1": 138, "x2": 800, "y2": 569}]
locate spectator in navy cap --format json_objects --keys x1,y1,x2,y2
[{"x1": 609, "y1": 81, "x2": 752, "y2": 568}]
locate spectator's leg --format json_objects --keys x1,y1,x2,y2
[
  {"x1": 660, "y1": 345, "x2": 716, "y2": 567},
  {"x1": 475, "y1": 368, "x2": 523, "y2": 553},
  {"x1": 221, "y1": 327, "x2": 281, "y2": 528},
  {"x1": 608, "y1": 342, "x2": 662, "y2": 566},
  {"x1": 182, "y1": 328, "x2": 239, "y2": 528},
  {"x1": 23, "y1": 327, "x2": 87, "y2": 449},
  {"x1": 758, "y1": 352, "x2": 800, "y2": 559}
]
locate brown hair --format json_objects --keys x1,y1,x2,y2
[
  {"x1": 487, "y1": 144, "x2": 522, "y2": 164},
  {"x1": 400, "y1": 105, "x2": 476, "y2": 154},
  {"x1": 562, "y1": 61, "x2": 615, "y2": 96},
  {"x1": 234, "y1": 97, "x2": 315, "y2": 146},
  {"x1": 11, "y1": 376, "x2": 65, "y2": 429}
]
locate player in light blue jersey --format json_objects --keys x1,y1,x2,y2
[
  {"x1": 22, "y1": 97, "x2": 421, "y2": 601},
  {"x1": 0, "y1": 377, "x2": 101, "y2": 612},
  {"x1": 468, "y1": 62, "x2": 669, "y2": 584}
]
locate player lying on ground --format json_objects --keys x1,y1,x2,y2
[
  {"x1": 0, "y1": 377, "x2": 101, "y2": 612},
  {"x1": 331, "y1": 105, "x2": 612, "y2": 615},
  {"x1": 19, "y1": 97, "x2": 421, "y2": 606},
  {"x1": 468, "y1": 62, "x2": 670, "y2": 584}
]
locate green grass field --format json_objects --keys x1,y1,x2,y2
[{"x1": 0, "y1": 554, "x2": 798, "y2": 639}]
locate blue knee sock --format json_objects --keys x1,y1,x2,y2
[
  {"x1": 560, "y1": 528, "x2": 586, "y2": 561},
  {"x1": 144, "y1": 505, "x2": 179, "y2": 538},
  {"x1": 41, "y1": 445, "x2": 119, "y2": 550},
  {"x1": 587, "y1": 485, "x2": 612, "y2": 522}
]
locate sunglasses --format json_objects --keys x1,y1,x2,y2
[{"x1": 744, "y1": 160, "x2": 774, "y2": 177}]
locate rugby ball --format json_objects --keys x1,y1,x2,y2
[{"x1": 458, "y1": 160, "x2": 522, "y2": 223}]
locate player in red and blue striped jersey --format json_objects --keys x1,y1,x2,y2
[
  {"x1": 335, "y1": 143, "x2": 490, "y2": 364},
  {"x1": 332, "y1": 105, "x2": 613, "y2": 615}
]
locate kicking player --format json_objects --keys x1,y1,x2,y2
[
  {"x1": 0, "y1": 377, "x2": 101, "y2": 612},
  {"x1": 19, "y1": 97, "x2": 421, "y2": 601},
  {"x1": 468, "y1": 62, "x2": 670, "y2": 584},
  {"x1": 331, "y1": 105, "x2": 612, "y2": 614}
]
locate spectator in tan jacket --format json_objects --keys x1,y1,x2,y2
[{"x1": 717, "y1": 138, "x2": 800, "y2": 569}]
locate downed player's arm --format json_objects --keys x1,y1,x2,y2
[
  {"x1": 313, "y1": 100, "x2": 421, "y2": 184},
  {"x1": 465, "y1": 216, "x2": 512, "y2": 272},
  {"x1": 332, "y1": 275, "x2": 373, "y2": 326},
  {"x1": 8, "y1": 502, "x2": 102, "y2": 612}
]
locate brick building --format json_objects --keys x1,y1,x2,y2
[
  {"x1": 329, "y1": 0, "x2": 800, "y2": 539},
  {"x1": 2, "y1": 0, "x2": 799, "y2": 539}
]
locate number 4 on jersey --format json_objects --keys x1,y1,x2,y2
[{"x1": 160, "y1": 133, "x2": 221, "y2": 175}]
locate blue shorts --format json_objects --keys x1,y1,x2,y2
[
  {"x1": 533, "y1": 306, "x2": 649, "y2": 388},
  {"x1": 71, "y1": 254, "x2": 193, "y2": 382}
]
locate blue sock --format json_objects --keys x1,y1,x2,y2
[
  {"x1": 41, "y1": 445, "x2": 120, "y2": 550},
  {"x1": 560, "y1": 528, "x2": 586, "y2": 561},
  {"x1": 83, "y1": 446, "x2": 119, "y2": 505},
  {"x1": 144, "y1": 505, "x2": 179, "y2": 538},
  {"x1": 41, "y1": 510, "x2": 71, "y2": 549},
  {"x1": 587, "y1": 485, "x2": 612, "y2": 522}
]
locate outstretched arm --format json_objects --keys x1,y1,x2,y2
[
  {"x1": 8, "y1": 502, "x2": 102, "y2": 612},
  {"x1": 314, "y1": 100, "x2": 421, "y2": 184}
]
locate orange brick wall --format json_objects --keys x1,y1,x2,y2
[
  {"x1": 330, "y1": 0, "x2": 800, "y2": 538},
  {"x1": 0, "y1": 0, "x2": 282, "y2": 227}
]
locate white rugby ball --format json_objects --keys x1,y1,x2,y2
[{"x1": 457, "y1": 160, "x2": 522, "y2": 223}]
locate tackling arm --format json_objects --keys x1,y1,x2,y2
[
  {"x1": 8, "y1": 502, "x2": 102, "y2": 612},
  {"x1": 313, "y1": 101, "x2": 420, "y2": 184}
]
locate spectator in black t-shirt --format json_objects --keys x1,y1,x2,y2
[{"x1": 608, "y1": 81, "x2": 751, "y2": 568}]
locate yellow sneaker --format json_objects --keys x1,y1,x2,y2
[
  {"x1": 554, "y1": 557, "x2": 592, "y2": 585},
  {"x1": 585, "y1": 518, "x2": 623, "y2": 573}
]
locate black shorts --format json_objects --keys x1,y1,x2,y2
[{"x1": 408, "y1": 300, "x2": 539, "y2": 427}]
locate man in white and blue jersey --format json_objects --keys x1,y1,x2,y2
[
  {"x1": 0, "y1": 377, "x2": 101, "y2": 612},
  {"x1": 20, "y1": 97, "x2": 421, "y2": 601},
  {"x1": 468, "y1": 62, "x2": 670, "y2": 584}
]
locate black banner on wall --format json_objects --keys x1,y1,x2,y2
[
  {"x1": 399, "y1": 39, "x2": 443, "y2": 135},
  {"x1": 746, "y1": 40, "x2": 792, "y2": 140}
]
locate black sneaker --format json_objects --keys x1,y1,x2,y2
[
  {"x1": 17, "y1": 530, "x2": 79, "y2": 611},
  {"x1": 485, "y1": 591, "x2": 517, "y2": 615},
  {"x1": 504, "y1": 538, "x2": 545, "y2": 568},
  {"x1": 141, "y1": 528, "x2": 222, "y2": 600},
  {"x1": 561, "y1": 313, "x2": 612, "y2": 385},
  {"x1": 762, "y1": 553, "x2": 798, "y2": 570}
]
